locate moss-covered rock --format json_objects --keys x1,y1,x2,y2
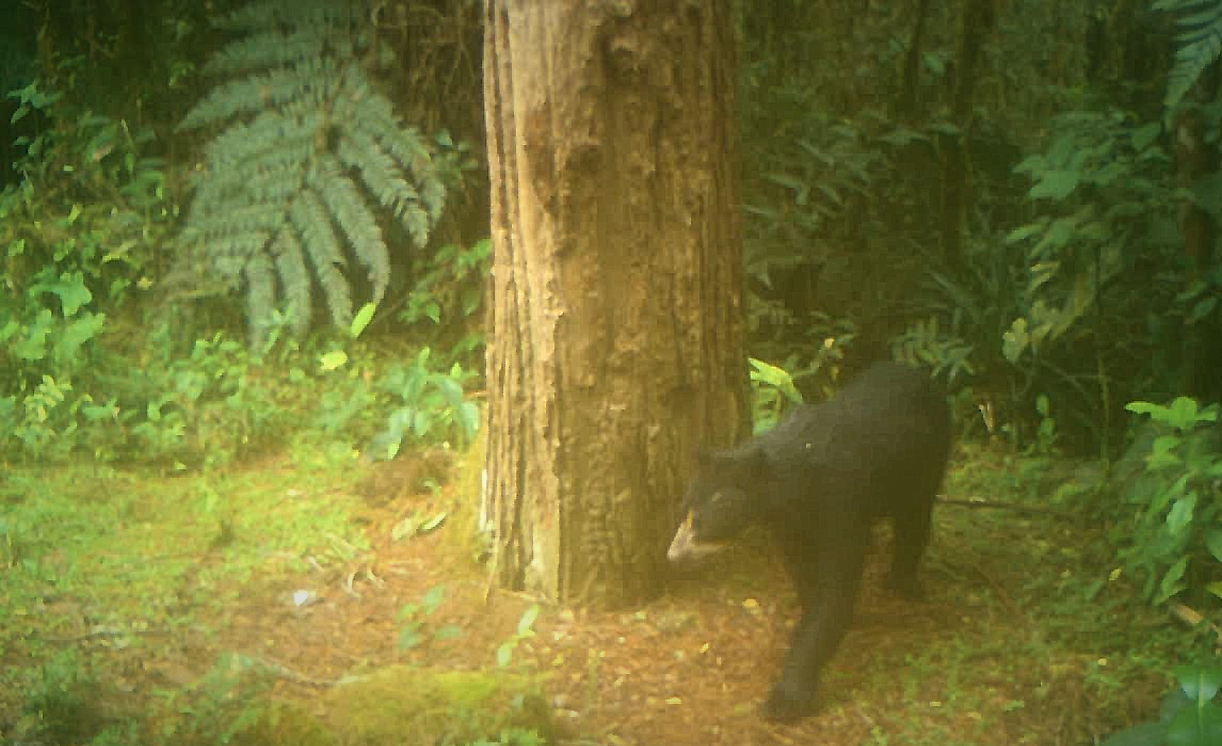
[
  {"x1": 237, "y1": 666, "x2": 552, "y2": 746},
  {"x1": 233, "y1": 699, "x2": 337, "y2": 746}
]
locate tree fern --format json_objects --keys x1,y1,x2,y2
[
  {"x1": 172, "y1": 0, "x2": 448, "y2": 346},
  {"x1": 1154, "y1": 0, "x2": 1222, "y2": 108}
]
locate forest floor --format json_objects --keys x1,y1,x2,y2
[{"x1": 0, "y1": 443, "x2": 1189, "y2": 745}]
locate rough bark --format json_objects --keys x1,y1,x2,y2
[{"x1": 482, "y1": 0, "x2": 745, "y2": 608}]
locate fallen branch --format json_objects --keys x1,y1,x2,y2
[{"x1": 937, "y1": 495, "x2": 1079, "y2": 520}]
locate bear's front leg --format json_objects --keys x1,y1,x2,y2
[{"x1": 765, "y1": 539, "x2": 865, "y2": 723}]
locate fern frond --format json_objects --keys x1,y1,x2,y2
[
  {"x1": 191, "y1": 159, "x2": 305, "y2": 218},
  {"x1": 199, "y1": 232, "x2": 272, "y2": 281},
  {"x1": 244, "y1": 251, "x2": 278, "y2": 346},
  {"x1": 419, "y1": 171, "x2": 447, "y2": 226},
  {"x1": 1154, "y1": 0, "x2": 1222, "y2": 108},
  {"x1": 289, "y1": 191, "x2": 353, "y2": 327},
  {"x1": 180, "y1": 60, "x2": 339, "y2": 131},
  {"x1": 193, "y1": 205, "x2": 290, "y2": 240},
  {"x1": 340, "y1": 78, "x2": 434, "y2": 172},
  {"x1": 343, "y1": 103, "x2": 445, "y2": 229},
  {"x1": 171, "y1": 0, "x2": 450, "y2": 342},
  {"x1": 203, "y1": 110, "x2": 320, "y2": 170},
  {"x1": 202, "y1": 30, "x2": 326, "y2": 77},
  {"x1": 336, "y1": 130, "x2": 420, "y2": 217},
  {"x1": 220, "y1": 0, "x2": 363, "y2": 34},
  {"x1": 312, "y1": 154, "x2": 391, "y2": 304},
  {"x1": 271, "y1": 228, "x2": 312, "y2": 335}
]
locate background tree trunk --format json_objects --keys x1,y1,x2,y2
[
  {"x1": 482, "y1": 0, "x2": 745, "y2": 608},
  {"x1": 939, "y1": 0, "x2": 997, "y2": 268}
]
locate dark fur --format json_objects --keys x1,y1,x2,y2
[{"x1": 668, "y1": 362, "x2": 951, "y2": 722}]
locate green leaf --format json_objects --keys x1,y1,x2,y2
[
  {"x1": 391, "y1": 514, "x2": 419, "y2": 542},
  {"x1": 1029, "y1": 169, "x2": 1080, "y2": 200},
  {"x1": 1189, "y1": 297, "x2": 1217, "y2": 324},
  {"x1": 1165, "y1": 494, "x2": 1197, "y2": 535},
  {"x1": 349, "y1": 302, "x2": 376, "y2": 338},
  {"x1": 398, "y1": 626, "x2": 421, "y2": 650},
  {"x1": 1005, "y1": 222, "x2": 1045, "y2": 243},
  {"x1": 419, "y1": 512, "x2": 447, "y2": 533},
  {"x1": 29, "y1": 271, "x2": 93, "y2": 317},
  {"x1": 0, "y1": 318, "x2": 17, "y2": 344},
  {"x1": 411, "y1": 409, "x2": 433, "y2": 438},
  {"x1": 517, "y1": 604, "x2": 540, "y2": 636},
  {"x1": 460, "y1": 287, "x2": 481, "y2": 317},
  {"x1": 495, "y1": 641, "x2": 513, "y2": 667},
  {"x1": 55, "y1": 312, "x2": 106, "y2": 364},
  {"x1": 1099, "y1": 721, "x2": 1167, "y2": 746},
  {"x1": 1169, "y1": 396, "x2": 1216, "y2": 430},
  {"x1": 1156, "y1": 557, "x2": 1189, "y2": 604},
  {"x1": 433, "y1": 624, "x2": 463, "y2": 641},
  {"x1": 1150, "y1": 435, "x2": 1184, "y2": 469},
  {"x1": 922, "y1": 52, "x2": 946, "y2": 76},
  {"x1": 455, "y1": 401, "x2": 480, "y2": 441},
  {"x1": 1204, "y1": 531, "x2": 1222, "y2": 564},
  {"x1": 1174, "y1": 665, "x2": 1222, "y2": 702},
  {"x1": 1127, "y1": 398, "x2": 1215, "y2": 431},
  {"x1": 1165, "y1": 698, "x2": 1222, "y2": 746},
  {"x1": 1126, "y1": 401, "x2": 1160, "y2": 416},
  {"x1": 1131, "y1": 122, "x2": 1161, "y2": 152},
  {"x1": 421, "y1": 585, "x2": 445, "y2": 614},
  {"x1": 12, "y1": 311, "x2": 53, "y2": 361},
  {"x1": 319, "y1": 350, "x2": 348, "y2": 371},
  {"x1": 1002, "y1": 318, "x2": 1030, "y2": 363},
  {"x1": 1013, "y1": 153, "x2": 1045, "y2": 176}
]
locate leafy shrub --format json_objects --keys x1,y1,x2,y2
[
  {"x1": 748, "y1": 358, "x2": 804, "y2": 434},
  {"x1": 364, "y1": 348, "x2": 481, "y2": 460},
  {"x1": 1003, "y1": 110, "x2": 1172, "y2": 369},
  {"x1": 3, "y1": 81, "x2": 170, "y2": 303},
  {"x1": 1101, "y1": 664, "x2": 1222, "y2": 746},
  {"x1": 908, "y1": 104, "x2": 1191, "y2": 452},
  {"x1": 399, "y1": 238, "x2": 490, "y2": 369},
  {"x1": 127, "y1": 333, "x2": 289, "y2": 467},
  {"x1": 396, "y1": 585, "x2": 463, "y2": 651},
  {"x1": 495, "y1": 605, "x2": 540, "y2": 668},
  {"x1": 891, "y1": 315, "x2": 975, "y2": 385},
  {"x1": 1, "y1": 80, "x2": 172, "y2": 460},
  {"x1": 1118, "y1": 397, "x2": 1222, "y2": 605},
  {"x1": 1000, "y1": 108, "x2": 1180, "y2": 445}
]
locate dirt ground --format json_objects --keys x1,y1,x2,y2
[{"x1": 49, "y1": 452, "x2": 1163, "y2": 746}]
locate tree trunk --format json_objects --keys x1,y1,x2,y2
[
  {"x1": 1174, "y1": 69, "x2": 1221, "y2": 403},
  {"x1": 895, "y1": 0, "x2": 931, "y2": 122},
  {"x1": 939, "y1": 0, "x2": 996, "y2": 268},
  {"x1": 482, "y1": 0, "x2": 745, "y2": 608}
]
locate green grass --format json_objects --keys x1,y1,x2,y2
[
  {"x1": 0, "y1": 454, "x2": 370, "y2": 739},
  {"x1": 0, "y1": 441, "x2": 1208, "y2": 745}
]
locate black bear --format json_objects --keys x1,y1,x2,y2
[{"x1": 667, "y1": 361, "x2": 951, "y2": 723}]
